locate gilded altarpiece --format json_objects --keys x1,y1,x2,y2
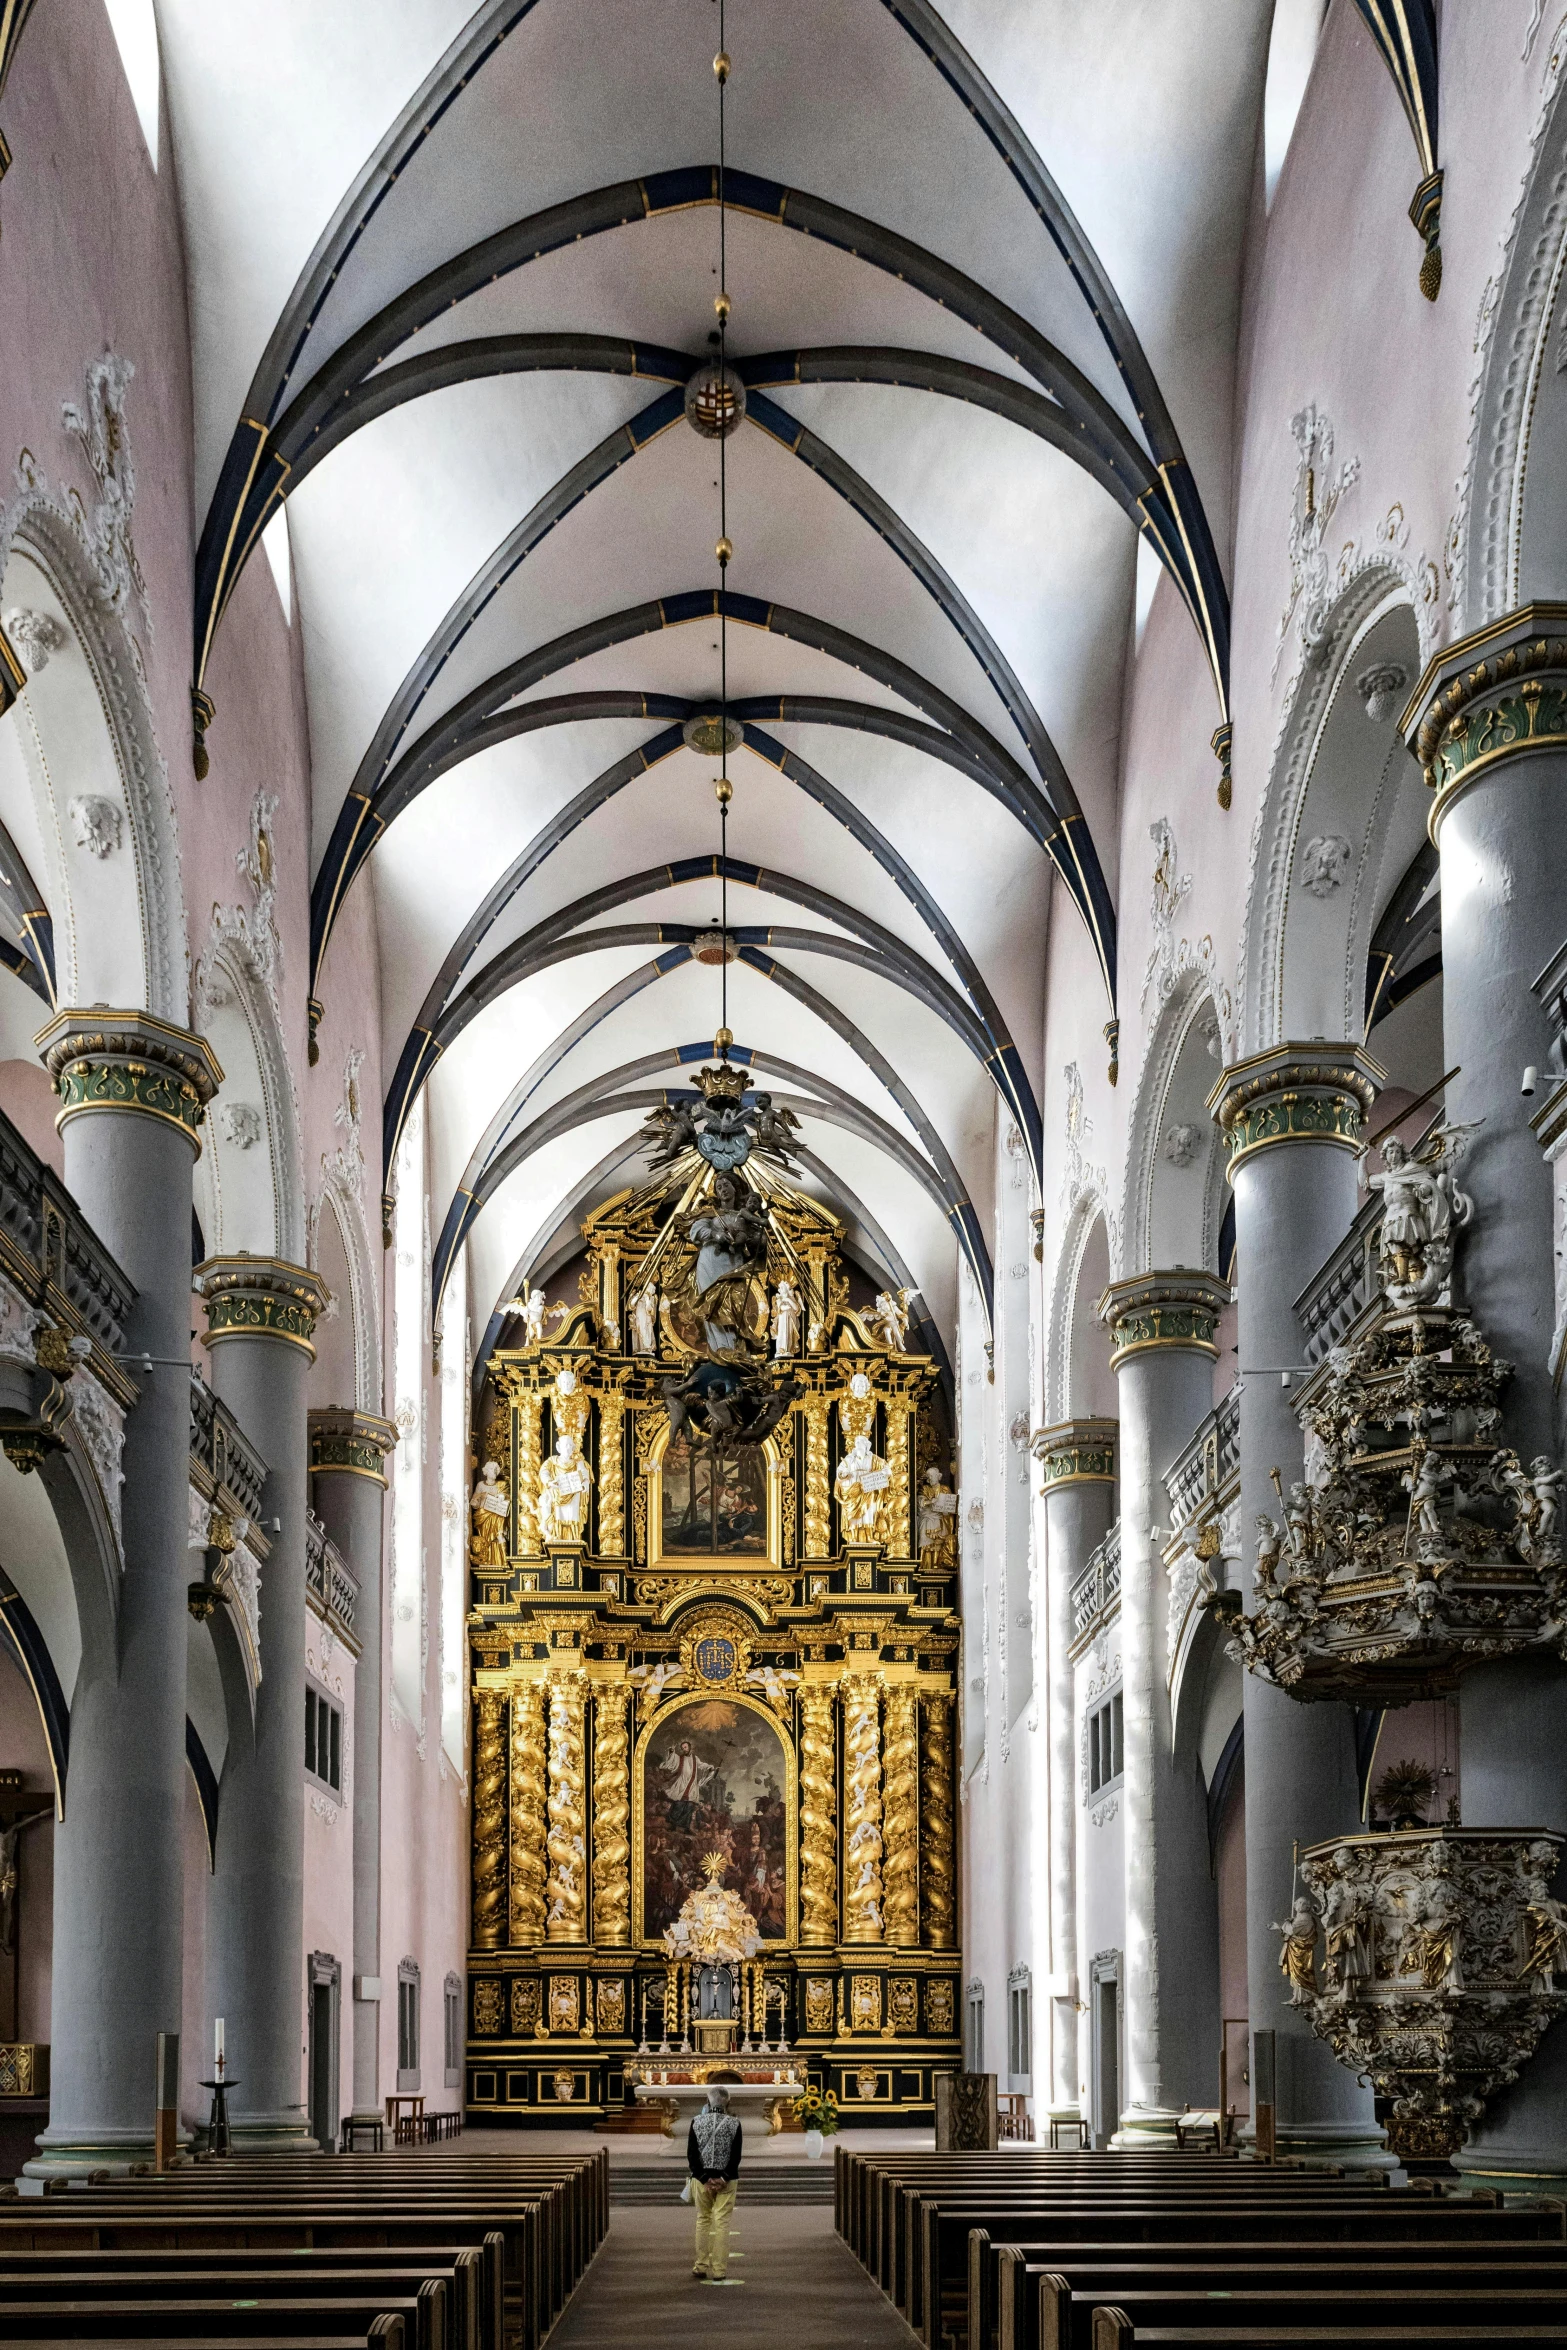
[{"x1": 466, "y1": 1159, "x2": 961, "y2": 2123}]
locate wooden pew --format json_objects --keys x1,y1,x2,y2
[
  {"x1": 0, "y1": 2287, "x2": 440, "y2": 2346},
  {"x1": 1090, "y1": 2317, "x2": 1567, "y2": 2350},
  {"x1": 0, "y1": 2256, "x2": 487, "y2": 2350}
]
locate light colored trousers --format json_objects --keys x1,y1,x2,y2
[{"x1": 692, "y1": 2177, "x2": 738, "y2": 2276}]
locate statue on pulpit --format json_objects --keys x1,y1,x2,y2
[
  {"x1": 836, "y1": 1432, "x2": 890, "y2": 1545},
  {"x1": 538, "y1": 1433, "x2": 593, "y2": 1544},
  {"x1": 469, "y1": 1460, "x2": 510, "y2": 1569}
]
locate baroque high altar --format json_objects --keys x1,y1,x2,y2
[{"x1": 464, "y1": 1063, "x2": 963, "y2": 2124}]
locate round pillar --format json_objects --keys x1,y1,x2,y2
[
  {"x1": 1101, "y1": 1276, "x2": 1227, "y2": 2140},
  {"x1": 308, "y1": 1407, "x2": 394, "y2": 2129},
  {"x1": 1210, "y1": 1044, "x2": 1388, "y2": 2168},
  {"x1": 27, "y1": 1012, "x2": 221, "y2": 2176},
  {"x1": 1034, "y1": 1418, "x2": 1116, "y2": 2119},
  {"x1": 1406, "y1": 608, "x2": 1567, "y2": 2189},
  {"x1": 196, "y1": 1256, "x2": 329, "y2": 2153}
]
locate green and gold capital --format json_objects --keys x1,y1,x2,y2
[
  {"x1": 308, "y1": 1406, "x2": 398, "y2": 1484},
  {"x1": 1099, "y1": 1271, "x2": 1229, "y2": 1371},
  {"x1": 1032, "y1": 1416, "x2": 1118, "y2": 1490},
  {"x1": 1402, "y1": 602, "x2": 1567, "y2": 841},
  {"x1": 195, "y1": 1254, "x2": 330, "y2": 1356},
  {"x1": 1207, "y1": 1042, "x2": 1383, "y2": 1180},
  {"x1": 35, "y1": 1009, "x2": 224, "y2": 1151}
]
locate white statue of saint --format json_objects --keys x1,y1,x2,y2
[
  {"x1": 866, "y1": 1287, "x2": 912, "y2": 1350},
  {"x1": 520, "y1": 1286, "x2": 547, "y2": 1345},
  {"x1": 469, "y1": 1459, "x2": 510, "y2": 1569},
  {"x1": 1367, "y1": 1127, "x2": 1476, "y2": 1310},
  {"x1": 538, "y1": 1432, "x2": 593, "y2": 1544},
  {"x1": 629, "y1": 1286, "x2": 659, "y2": 1354},
  {"x1": 771, "y1": 1278, "x2": 801, "y2": 1357},
  {"x1": 836, "y1": 1431, "x2": 891, "y2": 1545}
]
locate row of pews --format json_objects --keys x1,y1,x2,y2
[
  {"x1": 0, "y1": 2143, "x2": 607, "y2": 2350},
  {"x1": 836, "y1": 2144, "x2": 1567, "y2": 2350}
]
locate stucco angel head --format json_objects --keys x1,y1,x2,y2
[{"x1": 849, "y1": 1372, "x2": 871, "y2": 1399}]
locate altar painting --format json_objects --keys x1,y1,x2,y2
[
  {"x1": 660, "y1": 1432, "x2": 766, "y2": 1554},
  {"x1": 641, "y1": 1698, "x2": 788, "y2": 1940}
]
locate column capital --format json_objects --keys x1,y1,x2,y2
[
  {"x1": 1099, "y1": 1271, "x2": 1229, "y2": 1370},
  {"x1": 195, "y1": 1254, "x2": 330, "y2": 1355},
  {"x1": 35, "y1": 1008, "x2": 223, "y2": 1151},
  {"x1": 1031, "y1": 1417, "x2": 1118, "y2": 1487},
  {"x1": 1401, "y1": 602, "x2": 1567, "y2": 839},
  {"x1": 1206, "y1": 1041, "x2": 1383, "y2": 1178},
  {"x1": 308, "y1": 1406, "x2": 398, "y2": 1483}
]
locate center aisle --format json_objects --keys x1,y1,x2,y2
[{"x1": 550, "y1": 2202, "x2": 921, "y2": 2347}]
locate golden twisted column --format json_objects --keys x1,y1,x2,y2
[
  {"x1": 799, "y1": 1683, "x2": 838, "y2": 1945},
  {"x1": 591, "y1": 1681, "x2": 631, "y2": 1944},
  {"x1": 515, "y1": 1388, "x2": 543, "y2": 1555},
  {"x1": 508, "y1": 1678, "x2": 548, "y2": 1946},
  {"x1": 887, "y1": 1401, "x2": 913, "y2": 1557},
  {"x1": 804, "y1": 1396, "x2": 831, "y2": 1557},
  {"x1": 920, "y1": 1690, "x2": 957, "y2": 1949},
  {"x1": 471, "y1": 1690, "x2": 508, "y2": 1948},
  {"x1": 882, "y1": 1684, "x2": 920, "y2": 1948},
  {"x1": 841, "y1": 1673, "x2": 885, "y2": 1943},
  {"x1": 544, "y1": 1673, "x2": 588, "y2": 1942},
  {"x1": 597, "y1": 1386, "x2": 627, "y2": 1555}
]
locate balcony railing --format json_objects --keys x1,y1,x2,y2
[
  {"x1": 189, "y1": 1370, "x2": 268, "y2": 1524},
  {"x1": 0, "y1": 1105, "x2": 133, "y2": 1360},
  {"x1": 1071, "y1": 1523, "x2": 1121, "y2": 1652},
  {"x1": 1165, "y1": 1384, "x2": 1241, "y2": 1533},
  {"x1": 306, "y1": 1509, "x2": 359, "y2": 1649},
  {"x1": 1294, "y1": 1193, "x2": 1384, "y2": 1365}
]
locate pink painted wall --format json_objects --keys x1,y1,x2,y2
[{"x1": 0, "y1": 1642, "x2": 54, "y2": 2044}]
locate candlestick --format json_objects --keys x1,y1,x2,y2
[{"x1": 214, "y1": 2016, "x2": 225, "y2": 2077}]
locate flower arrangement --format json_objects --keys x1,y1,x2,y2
[{"x1": 792, "y1": 2084, "x2": 839, "y2": 2137}]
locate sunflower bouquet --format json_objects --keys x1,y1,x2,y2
[{"x1": 792, "y1": 2084, "x2": 840, "y2": 2137}]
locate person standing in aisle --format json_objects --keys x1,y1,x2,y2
[{"x1": 688, "y1": 2083, "x2": 743, "y2": 2281}]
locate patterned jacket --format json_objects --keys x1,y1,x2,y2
[{"x1": 687, "y1": 2106, "x2": 743, "y2": 2181}]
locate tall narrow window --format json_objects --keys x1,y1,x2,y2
[
  {"x1": 391, "y1": 1094, "x2": 427, "y2": 1733},
  {"x1": 1087, "y1": 1689, "x2": 1123, "y2": 1797},
  {"x1": 964, "y1": 1979, "x2": 985, "y2": 2073},
  {"x1": 1008, "y1": 1966, "x2": 1033, "y2": 2088},
  {"x1": 397, "y1": 1958, "x2": 421, "y2": 2090},
  {"x1": 444, "y1": 1972, "x2": 463, "y2": 2088},
  {"x1": 305, "y1": 1680, "x2": 344, "y2": 1796}
]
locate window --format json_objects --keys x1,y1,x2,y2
[
  {"x1": 305, "y1": 1681, "x2": 343, "y2": 1794},
  {"x1": 1007, "y1": 1966, "x2": 1032, "y2": 2088},
  {"x1": 964, "y1": 1979, "x2": 985, "y2": 2073},
  {"x1": 1088, "y1": 1690, "x2": 1123, "y2": 1796},
  {"x1": 397, "y1": 1959, "x2": 421, "y2": 2090},
  {"x1": 444, "y1": 1972, "x2": 463, "y2": 2088}
]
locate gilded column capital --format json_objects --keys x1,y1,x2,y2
[
  {"x1": 195, "y1": 1255, "x2": 331, "y2": 1356},
  {"x1": 308, "y1": 1407, "x2": 398, "y2": 1483},
  {"x1": 1401, "y1": 603, "x2": 1567, "y2": 839},
  {"x1": 1032, "y1": 1416, "x2": 1118, "y2": 1488},
  {"x1": 1099, "y1": 1271, "x2": 1229, "y2": 1371},
  {"x1": 35, "y1": 1008, "x2": 223, "y2": 1151},
  {"x1": 1207, "y1": 1041, "x2": 1383, "y2": 1179}
]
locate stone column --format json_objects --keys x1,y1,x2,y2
[
  {"x1": 1033, "y1": 1419, "x2": 1116, "y2": 2115},
  {"x1": 590, "y1": 1680, "x2": 630, "y2": 1945},
  {"x1": 881, "y1": 1680, "x2": 919, "y2": 1948},
  {"x1": 799, "y1": 1678, "x2": 838, "y2": 1946},
  {"x1": 919, "y1": 1689, "x2": 956, "y2": 1951},
  {"x1": 1100, "y1": 1278, "x2": 1226, "y2": 2140},
  {"x1": 307, "y1": 1407, "x2": 395, "y2": 2130},
  {"x1": 841, "y1": 1672, "x2": 884, "y2": 1943},
  {"x1": 543, "y1": 1673, "x2": 587, "y2": 1943},
  {"x1": 195, "y1": 1256, "x2": 329, "y2": 2153},
  {"x1": 29, "y1": 1014, "x2": 221, "y2": 2175},
  {"x1": 1209, "y1": 1044, "x2": 1386, "y2": 2166},
  {"x1": 508, "y1": 1677, "x2": 547, "y2": 1947},
  {"x1": 1405, "y1": 609, "x2": 1567, "y2": 2190}
]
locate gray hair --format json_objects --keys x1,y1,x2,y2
[{"x1": 705, "y1": 2084, "x2": 730, "y2": 2109}]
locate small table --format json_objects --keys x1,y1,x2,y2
[
  {"x1": 1047, "y1": 2111, "x2": 1090, "y2": 2150},
  {"x1": 385, "y1": 2094, "x2": 425, "y2": 2144},
  {"x1": 340, "y1": 2116, "x2": 385, "y2": 2151},
  {"x1": 998, "y1": 2092, "x2": 1034, "y2": 2143}
]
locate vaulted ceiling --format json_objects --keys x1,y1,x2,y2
[{"x1": 157, "y1": 0, "x2": 1273, "y2": 1354}]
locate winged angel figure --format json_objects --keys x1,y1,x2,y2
[{"x1": 1365, "y1": 1118, "x2": 1481, "y2": 1311}]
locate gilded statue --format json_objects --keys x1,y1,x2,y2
[
  {"x1": 836, "y1": 1431, "x2": 891, "y2": 1545},
  {"x1": 469, "y1": 1459, "x2": 510, "y2": 1569},
  {"x1": 668, "y1": 1172, "x2": 769, "y2": 1356},
  {"x1": 866, "y1": 1287, "x2": 913, "y2": 1351},
  {"x1": 917, "y1": 1467, "x2": 957, "y2": 1571},
  {"x1": 1275, "y1": 1891, "x2": 1320, "y2": 2004},
  {"x1": 538, "y1": 1433, "x2": 593, "y2": 1544}
]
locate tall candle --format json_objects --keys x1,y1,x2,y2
[{"x1": 214, "y1": 2016, "x2": 225, "y2": 2073}]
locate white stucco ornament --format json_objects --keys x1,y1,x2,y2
[
  {"x1": 1163, "y1": 1122, "x2": 1200, "y2": 1167},
  {"x1": 67, "y1": 795, "x2": 124, "y2": 859},
  {"x1": 3, "y1": 608, "x2": 64, "y2": 674},
  {"x1": 218, "y1": 1100, "x2": 263, "y2": 1150},
  {"x1": 1299, "y1": 834, "x2": 1352, "y2": 899}
]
